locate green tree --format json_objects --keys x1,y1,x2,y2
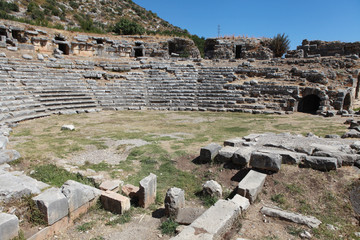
[
  {"x1": 270, "y1": 33, "x2": 290, "y2": 57},
  {"x1": 113, "y1": 18, "x2": 145, "y2": 35}
]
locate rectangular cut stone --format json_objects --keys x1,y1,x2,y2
[
  {"x1": 230, "y1": 194, "x2": 250, "y2": 211},
  {"x1": 139, "y1": 173, "x2": 157, "y2": 208},
  {"x1": 100, "y1": 190, "x2": 130, "y2": 214},
  {"x1": 61, "y1": 180, "x2": 101, "y2": 212},
  {"x1": 217, "y1": 146, "x2": 239, "y2": 163},
  {"x1": 200, "y1": 143, "x2": 222, "y2": 163},
  {"x1": 250, "y1": 151, "x2": 282, "y2": 172},
  {"x1": 233, "y1": 147, "x2": 253, "y2": 166},
  {"x1": 32, "y1": 187, "x2": 69, "y2": 225},
  {"x1": 224, "y1": 137, "x2": 244, "y2": 147},
  {"x1": 0, "y1": 213, "x2": 19, "y2": 240},
  {"x1": 237, "y1": 170, "x2": 267, "y2": 203},
  {"x1": 99, "y1": 180, "x2": 123, "y2": 192},
  {"x1": 259, "y1": 149, "x2": 306, "y2": 165},
  {"x1": 175, "y1": 207, "x2": 206, "y2": 225},
  {"x1": 303, "y1": 156, "x2": 338, "y2": 171}
]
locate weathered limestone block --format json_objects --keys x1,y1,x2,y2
[
  {"x1": 32, "y1": 187, "x2": 69, "y2": 225},
  {"x1": 200, "y1": 143, "x2": 222, "y2": 163},
  {"x1": 259, "y1": 149, "x2": 305, "y2": 165},
  {"x1": 61, "y1": 180, "x2": 101, "y2": 212},
  {"x1": 261, "y1": 206, "x2": 321, "y2": 228},
  {"x1": 122, "y1": 184, "x2": 139, "y2": 199},
  {"x1": 0, "y1": 213, "x2": 19, "y2": 240},
  {"x1": 303, "y1": 156, "x2": 338, "y2": 171},
  {"x1": 224, "y1": 137, "x2": 244, "y2": 147},
  {"x1": 175, "y1": 208, "x2": 206, "y2": 225},
  {"x1": 99, "y1": 180, "x2": 124, "y2": 192},
  {"x1": 312, "y1": 151, "x2": 359, "y2": 166},
  {"x1": 230, "y1": 194, "x2": 250, "y2": 211},
  {"x1": 250, "y1": 151, "x2": 282, "y2": 172},
  {"x1": 233, "y1": 147, "x2": 253, "y2": 166},
  {"x1": 61, "y1": 125, "x2": 75, "y2": 131},
  {"x1": 0, "y1": 149, "x2": 21, "y2": 164},
  {"x1": 138, "y1": 173, "x2": 157, "y2": 208},
  {"x1": 164, "y1": 187, "x2": 185, "y2": 217},
  {"x1": 202, "y1": 180, "x2": 222, "y2": 198},
  {"x1": 237, "y1": 170, "x2": 267, "y2": 203},
  {"x1": 22, "y1": 54, "x2": 33, "y2": 60},
  {"x1": 101, "y1": 190, "x2": 130, "y2": 214},
  {"x1": 216, "y1": 146, "x2": 238, "y2": 163}
]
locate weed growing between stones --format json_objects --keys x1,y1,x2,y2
[
  {"x1": 76, "y1": 221, "x2": 96, "y2": 232},
  {"x1": 199, "y1": 194, "x2": 218, "y2": 208},
  {"x1": 11, "y1": 230, "x2": 26, "y2": 240},
  {"x1": 271, "y1": 193, "x2": 286, "y2": 205},
  {"x1": 159, "y1": 218, "x2": 178, "y2": 236},
  {"x1": 22, "y1": 195, "x2": 46, "y2": 226},
  {"x1": 105, "y1": 209, "x2": 133, "y2": 226}
]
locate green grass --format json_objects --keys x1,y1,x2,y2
[
  {"x1": 105, "y1": 210, "x2": 133, "y2": 226},
  {"x1": 271, "y1": 194, "x2": 286, "y2": 205},
  {"x1": 81, "y1": 161, "x2": 112, "y2": 172},
  {"x1": 77, "y1": 221, "x2": 95, "y2": 232},
  {"x1": 199, "y1": 194, "x2": 218, "y2": 208},
  {"x1": 31, "y1": 164, "x2": 96, "y2": 187},
  {"x1": 285, "y1": 183, "x2": 304, "y2": 194},
  {"x1": 159, "y1": 219, "x2": 178, "y2": 236}
]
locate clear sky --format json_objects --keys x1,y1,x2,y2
[{"x1": 132, "y1": 0, "x2": 360, "y2": 50}]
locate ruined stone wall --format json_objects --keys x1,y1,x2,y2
[
  {"x1": 296, "y1": 39, "x2": 360, "y2": 58},
  {"x1": 204, "y1": 38, "x2": 273, "y2": 60},
  {"x1": 0, "y1": 23, "x2": 200, "y2": 59}
]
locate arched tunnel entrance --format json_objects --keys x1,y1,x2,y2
[
  {"x1": 298, "y1": 94, "x2": 321, "y2": 114},
  {"x1": 343, "y1": 93, "x2": 351, "y2": 111}
]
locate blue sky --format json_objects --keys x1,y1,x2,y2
[{"x1": 132, "y1": 0, "x2": 360, "y2": 50}]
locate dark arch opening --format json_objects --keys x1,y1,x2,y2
[
  {"x1": 58, "y1": 43, "x2": 69, "y2": 55},
  {"x1": 343, "y1": 93, "x2": 351, "y2": 111},
  {"x1": 298, "y1": 94, "x2": 321, "y2": 114}
]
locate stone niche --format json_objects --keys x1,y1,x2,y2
[{"x1": 168, "y1": 38, "x2": 200, "y2": 58}]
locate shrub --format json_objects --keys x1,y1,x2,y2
[
  {"x1": 159, "y1": 219, "x2": 178, "y2": 236},
  {"x1": 270, "y1": 33, "x2": 290, "y2": 57},
  {"x1": 0, "y1": 0, "x2": 19, "y2": 12},
  {"x1": 113, "y1": 18, "x2": 145, "y2": 35}
]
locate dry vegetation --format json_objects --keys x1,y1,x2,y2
[{"x1": 6, "y1": 111, "x2": 360, "y2": 239}]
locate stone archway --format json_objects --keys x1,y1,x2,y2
[
  {"x1": 298, "y1": 94, "x2": 321, "y2": 114},
  {"x1": 343, "y1": 93, "x2": 351, "y2": 111}
]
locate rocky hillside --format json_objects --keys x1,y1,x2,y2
[{"x1": 0, "y1": 0, "x2": 188, "y2": 35}]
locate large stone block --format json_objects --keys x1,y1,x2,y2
[
  {"x1": 0, "y1": 149, "x2": 21, "y2": 164},
  {"x1": 224, "y1": 137, "x2": 244, "y2": 147},
  {"x1": 0, "y1": 213, "x2": 19, "y2": 240},
  {"x1": 175, "y1": 207, "x2": 206, "y2": 225},
  {"x1": 164, "y1": 187, "x2": 185, "y2": 217},
  {"x1": 233, "y1": 147, "x2": 253, "y2": 166},
  {"x1": 250, "y1": 151, "x2": 282, "y2": 172},
  {"x1": 32, "y1": 187, "x2": 69, "y2": 225},
  {"x1": 61, "y1": 180, "x2": 101, "y2": 212},
  {"x1": 0, "y1": 136, "x2": 8, "y2": 150},
  {"x1": 237, "y1": 170, "x2": 267, "y2": 203},
  {"x1": 138, "y1": 173, "x2": 157, "y2": 208},
  {"x1": 216, "y1": 146, "x2": 238, "y2": 163},
  {"x1": 303, "y1": 156, "x2": 338, "y2": 171},
  {"x1": 100, "y1": 190, "x2": 130, "y2": 214},
  {"x1": 200, "y1": 143, "x2": 222, "y2": 163},
  {"x1": 202, "y1": 180, "x2": 222, "y2": 198}
]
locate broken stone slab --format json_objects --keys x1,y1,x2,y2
[
  {"x1": 224, "y1": 137, "x2": 244, "y2": 147},
  {"x1": 0, "y1": 213, "x2": 19, "y2": 240},
  {"x1": 99, "y1": 180, "x2": 123, "y2": 192},
  {"x1": 61, "y1": 180, "x2": 101, "y2": 213},
  {"x1": 342, "y1": 129, "x2": 360, "y2": 138},
  {"x1": 100, "y1": 190, "x2": 130, "y2": 214},
  {"x1": 138, "y1": 173, "x2": 157, "y2": 208},
  {"x1": 260, "y1": 206, "x2": 322, "y2": 228},
  {"x1": 122, "y1": 184, "x2": 139, "y2": 199},
  {"x1": 32, "y1": 187, "x2": 69, "y2": 225},
  {"x1": 302, "y1": 156, "x2": 338, "y2": 171},
  {"x1": 164, "y1": 187, "x2": 185, "y2": 217},
  {"x1": 0, "y1": 150, "x2": 21, "y2": 164},
  {"x1": 61, "y1": 125, "x2": 75, "y2": 131},
  {"x1": 216, "y1": 146, "x2": 238, "y2": 163},
  {"x1": 237, "y1": 170, "x2": 267, "y2": 204},
  {"x1": 200, "y1": 143, "x2": 222, "y2": 163},
  {"x1": 202, "y1": 180, "x2": 222, "y2": 198},
  {"x1": 259, "y1": 149, "x2": 306, "y2": 165},
  {"x1": 0, "y1": 170, "x2": 49, "y2": 202},
  {"x1": 250, "y1": 151, "x2": 282, "y2": 172},
  {"x1": 312, "y1": 151, "x2": 359, "y2": 166},
  {"x1": 232, "y1": 147, "x2": 253, "y2": 166},
  {"x1": 230, "y1": 194, "x2": 250, "y2": 211},
  {"x1": 175, "y1": 207, "x2": 206, "y2": 225},
  {"x1": 22, "y1": 54, "x2": 33, "y2": 60}
]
